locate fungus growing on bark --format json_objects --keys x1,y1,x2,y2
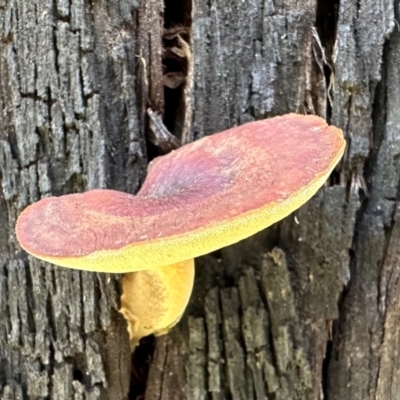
[{"x1": 16, "y1": 114, "x2": 345, "y2": 347}]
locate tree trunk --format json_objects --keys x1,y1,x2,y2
[{"x1": 1, "y1": 0, "x2": 399, "y2": 400}]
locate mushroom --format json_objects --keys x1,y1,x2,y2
[{"x1": 15, "y1": 114, "x2": 345, "y2": 347}]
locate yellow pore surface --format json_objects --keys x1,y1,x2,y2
[{"x1": 35, "y1": 140, "x2": 345, "y2": 273}]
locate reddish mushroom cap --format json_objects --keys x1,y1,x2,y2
[{"x1": 16, "y1": 114, "x2": 345, "y2": 272}]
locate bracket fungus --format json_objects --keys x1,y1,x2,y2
[{"x1": 16, "y1": 114, "x2": 345, "y2": 347}]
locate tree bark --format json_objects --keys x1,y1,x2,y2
[
  {"x1": 0, "y1": 0, "x2": 148, "y2": 398},
  {"x1": 1, "y1": 0, "x2": 399, "y2": 400}
]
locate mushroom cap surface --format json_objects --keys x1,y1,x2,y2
[{"x1": 16, "y1": 114, "x2": 345, "y2": 273}]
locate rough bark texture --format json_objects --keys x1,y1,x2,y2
[
  {"x1": 1, "y1": 0, "x2": 400, "y2": 400},
  {"x1": 0, "y1": 0, "x2": 148, "y2": 398}
]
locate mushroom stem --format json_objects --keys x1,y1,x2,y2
[{"x1": 120, "y1": 259, "x2": 195, "y2": 348}]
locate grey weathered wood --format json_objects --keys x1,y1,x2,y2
[
  {"x1": 0, "y1": 0, "x2": 148, "y2": 398},
  {"x1": 145, "y1": 0, "x2": 400, "y2": 399},
  {"x1": 1, "y1": 0, "x2": 400, "y2": 399},
  {"x1": 191, "y1": 0, "x2": 317, "y2": 139},
  {"x1": 328, "y1": 6, "x2": 400, "y2": 398}
]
